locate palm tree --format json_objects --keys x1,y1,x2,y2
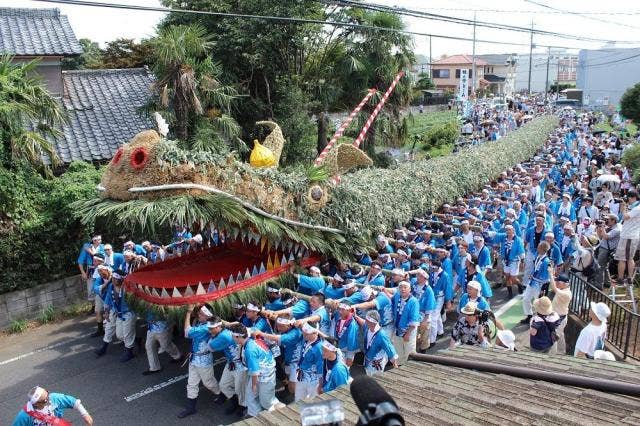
[
  {"x1": 0, "y1": 55, "x2": 66, "y2": 170},
  {"x1": 151, "y1": 24, "x2": 241, "y2": 150}
]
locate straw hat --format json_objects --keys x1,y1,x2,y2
[
  {"x1": 461, "y1": 301, "x2": 477, "y2": 315},
  {"x1": 533, "y1": 296, "x2": 553, "y2": 316}
]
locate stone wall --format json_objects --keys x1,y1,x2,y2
[{"x1": 0, "y1": 275, "x2": 84, "y2": 328}]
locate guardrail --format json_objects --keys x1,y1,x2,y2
[{"x1": 568, "y1": 272, "x2": 639, "y2": 360}]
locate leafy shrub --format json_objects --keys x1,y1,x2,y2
[
  {"x1": 420, "y1": 121, "x2": 459, "y2": 150},
  {"x1": 39, "y1": 305, "x2": 57, "y2": 324},
  {"x1": 0, "y1": 162, "x2": 102, "y2": 294},
  {"x1": 8, "y1": 319, "x2": 28, "y2": 334},
  {"x1": 622, "y1": 143, "x2": 640, "y2": 185}
]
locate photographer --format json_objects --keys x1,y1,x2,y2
[
  {"x1": 449, "y1": 301, "x2": 489, "y2": 349},
  {"x1": 596, "y1": 214, "x2": 621, "y2": 289},
  {"x1": 615, "y1": 190, "x2": 640, "y2": 285}
]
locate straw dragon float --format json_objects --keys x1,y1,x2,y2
[{"x1": 77, "y1": 87, "x2": 558, "y2": 309}]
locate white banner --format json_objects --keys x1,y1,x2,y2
[{"x1": 458, "y1": 69, "x2": 469, "y2": 101}]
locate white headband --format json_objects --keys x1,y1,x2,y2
[
  {"x1": 29, "y1": 386, "x2": 45, "y2": 405},
  {"x1": 233, "y1": 303, "x2": 245, "y2": 309},
  {"x1": 206, "y1": 321, "x2": 222, "y2": 328},
  {"x1": 343, "y1": 282, "x2": 356, "y2": 290},
  {"x1": 365, "y1": 313, "x2": 379, "y2": 323},
  {"x1": 322, "y1": 341, "x2": 338, "y2": 352},
  {"x1": 276, "y1": 317, "x2": 293, "y2": 326},
  {"x1": 302, "y1": 322, "x2": 318, "y2": 334},
  {"x1": 338, "y1": 302, "x2": 351, "y2": 310},
  {"x1": 200, "y1": 305, "x2": 213, "y2": 317},
  {"x1": 246, "y1": 303, "x2": 260, "y2": 312},
  {"x1": 266, "y1": 286, "x2": 280, "y2": 293}
]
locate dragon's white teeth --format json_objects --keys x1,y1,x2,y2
[
  {"x1": 244, "y1": 268, "x2": 251, "y2": 280},
  {"x1": 236, "y1": 272, "x2": 243, "y2": 282},
  {"x1": 231, "y1": 228, "x2": 240, "y2": 240},
  {"x1": 293, "y1": 244, "x2": 300, "y2": 255},
  {"x1": 151, "y1": 288, "x2": 160, "y2": 298},
  {"x1": 252, "y1": 265, "x2": 259, "y2": 276},
  {"x1": 172, "y1": 287, "x2": 182, "y2": 298},
  {"x1": 288, "y1": 253, "x2": 295, "y2": 261},
  {"x1": 207, "y1": 281, "x2": 216, "y2": 293},
  {"x1": 228, "y1": 275, "x2": 235, "y2": 286},
  {"x1": 286, "y1": 241, "x2": 293, "y2": 251},
  {"x1": 281, "y1": 254, "x2": 287, "y2": 266},
  {"x1": 274, "y1": 240, "x2": 280, "y2": 251},
  {"x1": 259, "y1": 262, "x2": 266, "y2": 274},
  {"x1": 143, "y1": 286, "x2": 151, "y2": 294},
  {"x1": 160, "y1": 288, "x2": 170, "y2": 298},
  {"x1": 196, "y1": 283, "x2": 206, "y2": 295},
  {"x1": 218, "y1": 278, "x2": 226, "y2": 290},
  {"x1": 183, "y1": 285, "x2": 195, "y2": 297}
]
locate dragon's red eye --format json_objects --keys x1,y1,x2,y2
[
  {"x1": 130, "y1": 147, "x2": 149, "y2": 170},
  {"x1": 112, "y1": 147, "x2": 123, "y2": 165}
]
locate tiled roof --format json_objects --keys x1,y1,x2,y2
[
  {"x1": 0, "y1": 8, "x2": 82, "y2": 56},
  {"x1": 241, "y1": 348, "x2": 640, "y2": 426},
  {"x1": 49, "y1": 68, "x2": 155, "y2": 164},
  {"x1": 431, "y1": 54, "x2": 488, "y2": 66}
]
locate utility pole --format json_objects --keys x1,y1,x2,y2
[
  {"x1": 429, "y1": 35, "x2": 432, "y2": 77},
  {"x1": 545, "y1": 46, "x2": 551, "y2": 101},
  {"x1": 471, "y1": 13, "x2": 476, "y2": 99},
  {"x1": 527, "y1": 21, "x2": 534, "y2": 94}
]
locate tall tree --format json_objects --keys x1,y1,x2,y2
[
  {"x1": 0, "y1": 56, "x2": 66, "y2": 171},
  {"x1": 620, "y1": 82, "x2": 640, "y2": 124},
  {"x1": 62, "y1": 38, "x2": 104, "y2": 70},
  {"x1": 101, "y1": 38, "x2": 153, "y2": 69},
  {"x1": 150, "y1": 24, "x2": 241, "y2": 150}
]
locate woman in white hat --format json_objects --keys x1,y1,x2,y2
[
  {"x1": 529, "y1": 296, "x2": 561, "y2": 353},
  {"x1": 495, "y1": 329, "x2": 516, "y2": 351}
]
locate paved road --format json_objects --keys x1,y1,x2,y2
[{"x1": 0, "y1": 284, "x2": 517, "y2": 425}]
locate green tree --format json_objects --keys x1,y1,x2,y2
[
  {"x1": 339, "y1": 11, "x2": 414, "y2": 153},
  {"x1": 62, "y1": 38, "x2": 104, "y2": 70},
  {"x1": 101, "y1": 38, "x2": 153, "y2": 69},
  {"x1": 0, "y1": 56, "x2": 67, "y2": 171},
  {"x1": 150, "y1": 24, "x2": 241, "y2": 149},
  {"x1": 620, "y1": 82, "x2": 640, "y2": 123}
]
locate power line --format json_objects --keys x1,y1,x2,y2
[
  {"x1": 408, "y1": 6, "x2": 640, "y2": 16},
  {"x1": 581, "y1": 52, "x2": 640, "y2": 68},
  {"x1": 29, "y1": 0, "x2": 577, "y2": 49},
  {"x1": 327, "y1": 0, "x2": 640, "y2": 44},
  {"x1": 523, "y1": 0, "x2": 640, "y2": 30}
]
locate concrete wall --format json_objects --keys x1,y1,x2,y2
[
  {"x1": 577, "y1": 47, "x2": 640, "y2": 108},
  {"x1": 0, "y1": 275, "x2": 84, "y2": 328},
  {"x1": 515, "y1": 53, "x2": 560, "y2": 93}
]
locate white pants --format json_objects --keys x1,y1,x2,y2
[
  {"x1": 365, "y1": 355, "x2": 389, "y2": 376},
  {"x1": 430, "y1": 297, "x2": 445, "y2": 343},
  {"x1": 145, "y1": 330, "x2": 181, "y2": 371},
  {"x1": 522, "y1": 285, "x2": 541, "y2": 316},
  {"x1": 245, "y1": 377, "x2": 279, "y2": 417},
  {"x1": 294, "y1": 380, "x2": 319, "y2": 402},
  {"x1": 187, "y1": 363, "x2": 220, "y2": 399},
  {"x1": 103, "y1": 311, "x2": 136, "y2": 348},
  {"x1": 94, "y1": 295, "x2": 104, "y2": 312},
  {"x1": 522, "y1": 252, "x2": 536, "y2": 285},
  {"x1": 392, "y1": 329, "x2": 416, "y2": 366},
  {"x1": 556, "y1": 315, "x2": 568, "y2": 355},
  {"x1": 220, "y1": 363, "x2": 247, "y2": 406}
]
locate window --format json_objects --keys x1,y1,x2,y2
[
  {"x1": 433, "y1": 69, "x2": 450, "y2": 79},
  {"x1": 455, "y1": 69, "x2": 472, "y2": 78}
]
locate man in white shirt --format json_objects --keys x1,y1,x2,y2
[
  {"x1": 577, "y1": 198, "x2": 599, "y2": 223},
  {"x1": 615, "y1": 191, "x2": 640, "y2": 285},
  {"x1": 574, "y1": 301, "x2": 610, "y2": 358},
  {"x1": 548, "y1": 271, "x2": 572, "y2": 354}
]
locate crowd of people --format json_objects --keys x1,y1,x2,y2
[{"x1": 14, "y1": 105, "x2": 637, "y2": 424}]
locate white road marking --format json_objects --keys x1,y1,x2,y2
[
  {"x1": 0, "y1": 334, "x2": 92, "y2": 366},
  {"x1": 124, "y1": 358, "x2": 226, "y2": 402},
  {"x1": 494, "y1": 295, "x2": 523, "y2": 318}
]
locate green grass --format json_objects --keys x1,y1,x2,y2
[
  {"x1": 8, "y1": 319, "x2": 28, "y2": 334},
  {"x1": 407, "y1": 110, "x2": 458, "y2": 137},
  {"x1": 38, "y1": 305, "x2": 56, "y2": 324},
  {"x1": 595, "y1": 121, "x2": 638, "y2": 136},
  {"x1": 423, "y1": 143, "x2": 454, "y2": 158}
]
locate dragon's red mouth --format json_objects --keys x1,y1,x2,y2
[{"x1": 124, "y1": 237, "x2": 318, "y2": 305}]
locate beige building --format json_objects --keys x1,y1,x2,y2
[{"x1": 430, "y1": 54, "x2": 488, "y2": 94}]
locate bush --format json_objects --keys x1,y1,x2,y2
[
  {"x1": 8, "y1": 319, "x2": 28, "y2": 334},
  {"x1": 420, "y1": 121, "x2": 459, "y2": 150},
  {"x1": 0, "y1": 162, "x2": 102, "y2": 294},
  {"x1": 622, "y1": 143, "x2": 640, "y2": 185}
]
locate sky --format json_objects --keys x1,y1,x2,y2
[{"x1": 8, "y1": 0, "x2": 640, "y2": 58}]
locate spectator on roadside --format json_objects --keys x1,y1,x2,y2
[
  {"x1": 615, "y1": 191, "x2": 640, "y2": 285},
  {"x1": 570, "y1": 235, "x2": 599, "y2": 284},
  {"x1": 449, "y1": 301, "x2": 489, "y2": 349},
  {"x1": 494, "y1": 329, "x2": 516, "y2": 351},
  {"x1": 548, "y1": 270, "x2": 572, "y2": 354},
  {"x1": 574, "y1": 301, "x2": 611, "y2": 358},
  {"x1": 529, "y1": 296, "x2": 561, "y2": 353},
  {"x1": 595, "y1": 214, "x2": 620, "y2": 289},
  {"x1": 77, "y1": 235, "x2": 104, "y2": 308}
]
